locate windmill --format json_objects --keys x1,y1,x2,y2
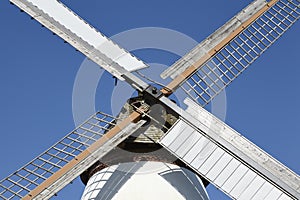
[{"x1": 0, "y1": 0, "x2": 300, "y2": 199}]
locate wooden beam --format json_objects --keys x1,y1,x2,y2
[
  {"x1": 161, "y1": 0, "x2": 280, "y2": 96},
  {"x1": 22, "y1": 111, "x2": 142, "y2": 200}
]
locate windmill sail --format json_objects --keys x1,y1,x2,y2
[
  {"x1": 159, "y1": 97, "x2": 300, "y2": 200},
  {"x1": 0, "y1": 111, "x2": 145, "y2": 200},
  {"x1": 10, "y1": 0, "x2": 148, "y2": 81},
  {"x1": 2, "y1": 0, "x2": 300, "y2": 199},
  {"x1": 161, "y1": 0, "x2": 300, "y2": 107}
]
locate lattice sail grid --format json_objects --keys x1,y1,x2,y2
[
  {"x1": 181, "y1": 0, "x2": 300, "y2": 107},
  {"x1": 0, "y1": 112, "x2": 117, "y2": 200}
]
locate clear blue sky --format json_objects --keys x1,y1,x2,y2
[{"x1": 0, "y1": 0, "x2": 299, "y2": 199}]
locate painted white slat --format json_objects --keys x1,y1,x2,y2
[
  {"x1": 160, "y1": 120, "x2": 186, "y2": 146},
  {"x1": 229, "y1": 170, "x2": 257, "y2": 198},
  {"x1": 205, "y1": 152, "x2": 232, "y2": 181},
  {"x1": 221, "y1": 164, "x2": 248, "y2": 193},
  {"x1": 251, "y1": 182, "x2": 274, "y2": 200},
  {"x1": 175, "y1": 129, "x2": 199, "y2": 157},
  {"x1": 264, "y1": 187, "x2": 284, "y2": 200},
  {"x1": 214, "y1": 158, "x2": 240, "y2": 187},
  {"x1": 182, "y1": 135, "x2": 206, "y2": 163},
  {"x1": 237, "y1": 175, "x2": 265, "y2": 200},
  {"x1": 198, "y1": 147, "x2": 224, "y2": 175},
  {"x1": 277, "y1": 194, "x2": 293, "y2": 200},
  {"x1": 168, "y1": 125, "x2": 195, "y2": 152},
  {"x1": 191, "y1": 141, "x2": 217, "y2": 169}
]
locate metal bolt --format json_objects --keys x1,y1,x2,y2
[{"x1": 152, "y1": 87, "x2": 157, "y2": 94}]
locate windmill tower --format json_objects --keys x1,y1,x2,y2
[{"x1": 0, "y1": 0, "x2": 300, "y2": 199}]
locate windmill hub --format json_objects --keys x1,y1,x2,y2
[{"x1": 80, "y1": 91, "x2": 193, "y2": 186}]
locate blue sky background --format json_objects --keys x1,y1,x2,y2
[{"x1": 0, "y1": 0, "x2": 299, "y2": 199}]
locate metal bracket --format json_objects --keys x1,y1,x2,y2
[{"x1": 144, "y1": 85, "x2": 163, "y2": 99}]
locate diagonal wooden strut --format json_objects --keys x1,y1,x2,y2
[
  {"x1": 161, "y1": 0, "x2": 280, "y2": 96},
  {"x1": 22, "y1": 111, "x2": 143, "y2": 200}
]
